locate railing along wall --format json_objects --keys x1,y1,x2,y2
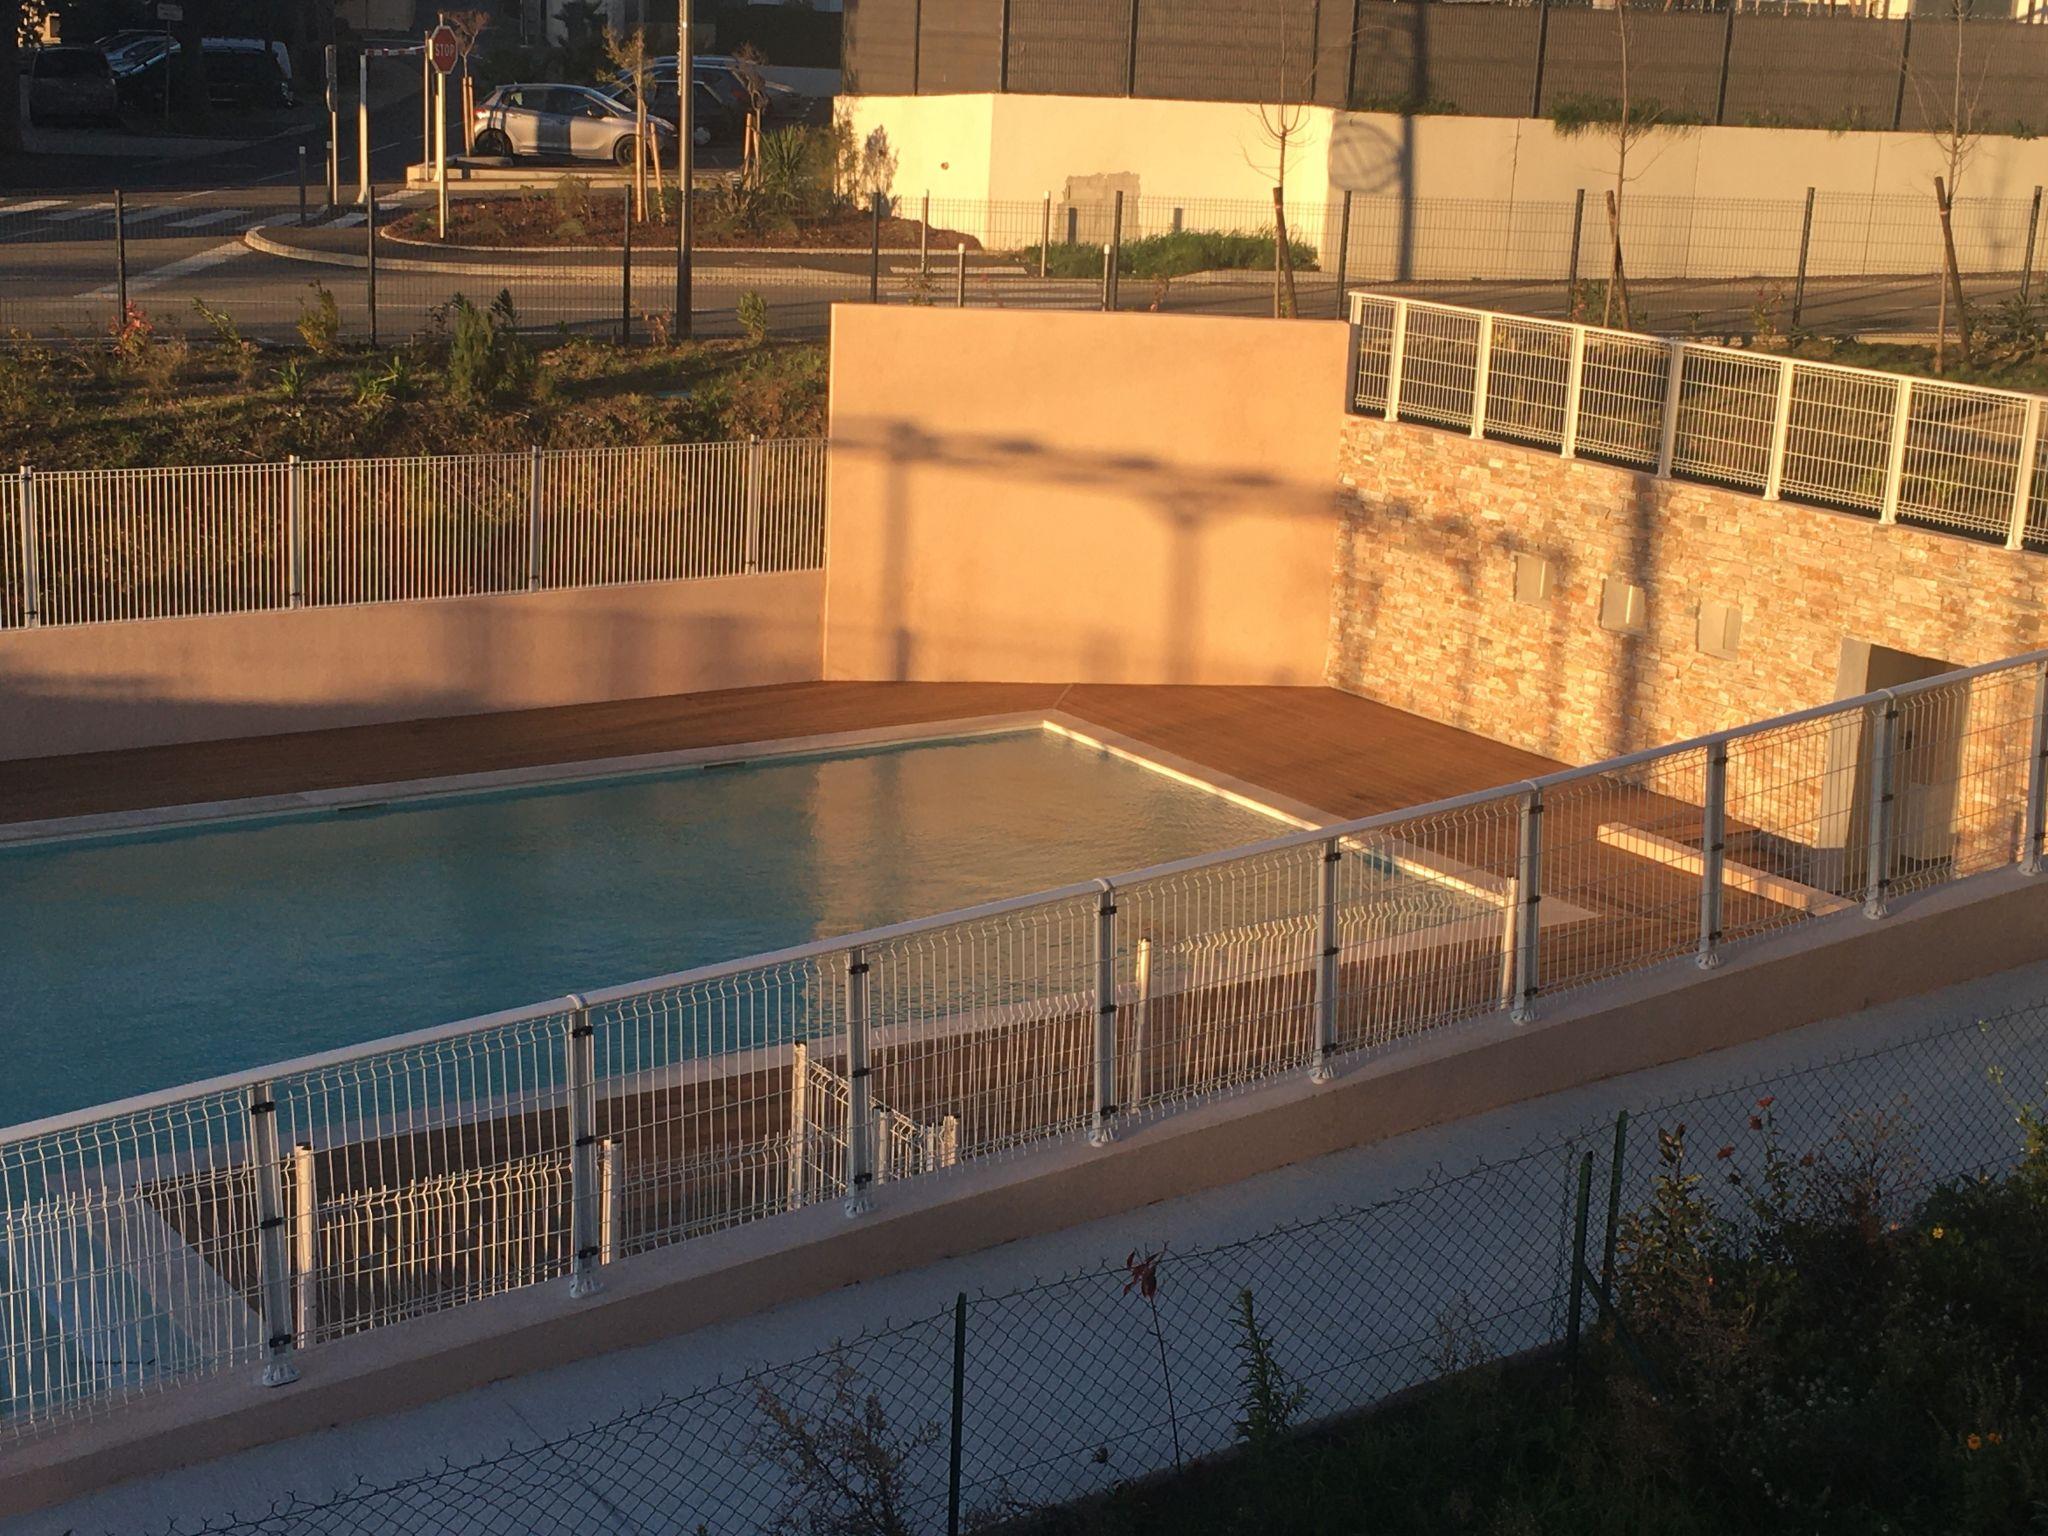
[
  {"x1": 4, "y1": 648, "x2": 2045, "y2": 1439},
  {"x1": 0, "y1": 438, "x2": 827, "y2": 631},
  {"x1": 1347, "y1": 291, "x2": 2048, "y2": 553}
]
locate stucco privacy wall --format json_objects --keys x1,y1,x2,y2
[
  {"x1": 1325, "y1": 417, "x2": 2048, "y2": 767},
  {"x1": 822, "y1": 308, "x2": 1349, "y2": 687},
  {"x1": 841, "y1": 93, "x2": 2048, "y2": 274},
  {"x1": 0, "y1": 572, "x2": 826, "y2": 760}
]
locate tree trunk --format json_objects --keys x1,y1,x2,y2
[
  {"x1": 1272, "y1": 185, "x2": 1299, "y2": 320},
  {"x1": 1934, "y1": 174, "x2": 1973, "y2": 366},
  {"x1": 1604, "y1": 189, "x2": 1633, "y2": 329}
]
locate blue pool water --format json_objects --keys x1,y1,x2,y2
[{"x1": 0, "y1": 731, "x2": 1286, "y2": 1128}]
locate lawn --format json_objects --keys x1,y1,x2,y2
[{"x1": 0, "y1": 307, "x2": 827, "y2": 470}]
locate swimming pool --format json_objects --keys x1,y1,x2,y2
[{"x1": 0, "y1": 730, "x2": 1292, "y2": 1129}]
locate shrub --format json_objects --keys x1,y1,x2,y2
[
  {"x1": 298, "y1": 282, "x2": 342, "y2": 357},
  {"x1": 1016, "y1": 229, "x2": 1319, "y2": 282},
  {"x1": 444, "y1": 291, "x2": 535, "y2": 408},
  {"x1": 736, "y1": 290, "x2": 770, "y2": 346}
]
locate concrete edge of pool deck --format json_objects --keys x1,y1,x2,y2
[
  {"x1": 4, "y1": 866, "x2": 2044, "y2": 1523},
  {"x1": 0, "y1": 710, "x2": 1344, "y2": 852}
]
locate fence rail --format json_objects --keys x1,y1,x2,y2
[
  {"x1": 0, "y1": 437, "x2": 826, "y2": 631},
  {"x1": 4, "y1": 636, "x2": 2045, "y2": 1439},
  {"x1": 1348, "y1": 290, "x2": 2048, "y2": 552}
]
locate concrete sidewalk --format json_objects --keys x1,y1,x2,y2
[{"x1": 8, "y1": 954, "x2": 2046, "y2": 1536}]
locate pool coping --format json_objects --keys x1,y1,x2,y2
[{"x1": 0, "y1": 710, "x2": 1345, "y2": 852}]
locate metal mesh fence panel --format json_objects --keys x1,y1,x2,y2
[
  {"x1": 3, "y1": 438, "x2": 825, "y2": 629},
  {"x1": 138, "y1": 997, "x2": 2048, "y2": 1536}
]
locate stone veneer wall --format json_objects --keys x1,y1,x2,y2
[{"x1": 1325, "y1": 415, "x2": 2048, "y2": 767}]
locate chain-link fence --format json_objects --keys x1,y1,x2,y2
[
  {"x1": 2, "y1": 180, "x2": 2041, "y2": 350},
  {"x1": 128, "y1": 992, "x2": 2048, "y2": 1535}
]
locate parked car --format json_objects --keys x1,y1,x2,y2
[
  {"x1": 115, "y1": 40, "x2": 295, "y2": 113},
  {"x1": 602, "y1": 77, "x2": 735, "y2": 145},
  {"x1": 28, "y1": 46, "x2": 120, "y2": 126},
  {"x1": 619, "y1": 56, "x2": 813, "y2": 125},
  {"x1": 471, "y1": 84, "x2": 679, "y2": 166}
]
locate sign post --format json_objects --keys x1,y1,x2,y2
[
  {"x1": 357, "y1": 49, "x2": 371, "y2": 207},
  {"x1": 429, "y1": 22, "x2": 458, "y2": 240},
  {"x1": 156, "y1": 1, "x2": 177, "y2": 125},
  {"x1": 324, "y1": 45, "x2": 339, "y2": 207}
]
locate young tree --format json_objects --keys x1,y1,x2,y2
[
  {"x1": 603, "y1": 23, "x2": 654, "y2": 218},
  {"x1": 1909, "y1": 0, "x2": 1989, "y2": 373},
  {"x1": 1245, "y1": 0, "x2": 1319, "y2": 320}
]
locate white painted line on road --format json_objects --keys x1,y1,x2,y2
[
  {"x1": 48, "y1": 202, "x2": 117, "y2": 221},
  {"x1": 165, "y1": 208, "x2": 252, "y2": 230},
  {"x1": 78, "y1": 240, "x2": 254, "y2": 300},
  {"x1": 0, "y1": 200, "x2": 65, "y2": 218},
  {"x1": 333, "y1": 211, "x2": 366, "y2": 227}
]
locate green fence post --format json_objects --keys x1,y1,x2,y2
[
  {"x1": 1601, "y1": 1110, "x2": 1628, "y2": 1298},
  {"x1": 948, "y1": 1291, "x2": 968, "y2": 1536},
  {"x1": 1566, "y1": 1149, "x2": 1593, "y2": 1374}
]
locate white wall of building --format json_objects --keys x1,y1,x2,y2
[{"x1": 842, "y1": 92, "x2": 2048, "y2": 276}]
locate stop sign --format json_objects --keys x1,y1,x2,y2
[{"x1": 428, "y1": 24, "x2": 459, "y2": 75}]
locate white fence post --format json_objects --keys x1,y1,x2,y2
[
  {"x1": 565, "y1": 996, "x2": 602, "y2": 1298},
  {"x1": 845, "y1": 947, "x2": 874, "y2": 1216},
  {"x1": 744, "y1": 436, "x2": 764, "y2": 574},
  {"x1": 1128, "y1": 935, "x2": 1152, "y2": 1110},
  {"x1": 1880, "y1": 378, "x2": 1912, "y2": 525},
  {"x1": 16, "y1": 466, "x2": 40, "y2": 628},
  {"x1": 1311, "y1": 838, "x2": 1340, "y2": 1081},
  {"x1": 1763, "y1": 356, "x2": 1795, "y2": 500},
  {"x1": 1863, "y1": 694, "x2": 1899, "y2": 918},
  {"x1": 1697, "y1": 740, "x2": 1729, "y2": 969},
  {"x1": 1560, "y1": 327, "x2": 1585, "y2": 460},
  {"x1": 786, "y1": 1039, "x2": 809, "y2": 1208},
  {"x1": 291, "y1": 1142, "x2": 320, "y2": 1346},
  {"x1": 2025, "y1": 661, "x2": 2048, "y2": 876},
  {"x1": 597, "y1": 1137, "x2": 619, "y2": 1266},
  {"x1": 1656, "y1": 341, "x2": 1685, "y2": 478},
  {"x1": 247, "y1": 1081, "x2": 299, "y2": 1387},
  {"x1": 1091, "y1": 881, "x2": 1120, "y2": 1146},
  {"x1": 2007, "y1": 397, "x2": 2040, "y2": 552},
  {"x1": 1512, "y1": 787, "x2": 1543, "y2": 1024},
  {"x1": 1383, "y1": 299, "x2": 1408, "y2": 423},
  {"x1": 526, "y1": 446, "x2": 544, "y2": 591},
  {"x1": 286, "y1": 455, "x2": 305, "y2": 609},
  {"x1": 1469, "y1": 314, "x2": 1493, "y2": 439}
]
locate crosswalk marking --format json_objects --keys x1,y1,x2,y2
[
  {"x1": 48, "y1": 202, "x2": 116, "y2": 221},
  {"x1": 164, "y1": 208, "x2": 251, "y2": 230},
  {"x1": 78, "y1": 239, "x2": 253, "y2": 300},
  {"x1": 0, "y1": 200, "x2": 65, "y2": 218}
]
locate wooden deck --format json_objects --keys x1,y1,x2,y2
[{"x1": 0, "y1": 682, "x2": 1565, "y2": 827}]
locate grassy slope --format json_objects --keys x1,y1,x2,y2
[{"x1": 0, "y1": 334, "x2": 827, "y2": 470}]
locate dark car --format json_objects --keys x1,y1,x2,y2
[
  {"x1": 117, "y1": 42, "x2": 294, "y2": 114},
  {"x1": 28, "y1": 46, "x2": 120, "y2": 126},
  {"x1": 605, "y1": 78, "x2": 737, "y2": 145}
]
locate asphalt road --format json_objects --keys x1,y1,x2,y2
[{"x1": 0, "y1": 180, "x2": 2018, "y2": 347}]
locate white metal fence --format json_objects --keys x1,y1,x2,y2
[
  {"x1": 0, "y1": 438, "x2": 827, "y2": 631},
  {"x1": 1349, "y1": 291, "x2": 2048, "y2": 552},
  {"x1": 2, "y1": 650, "x2": 2045, "y2": 1439}
]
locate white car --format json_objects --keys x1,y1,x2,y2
[{"x1": 471, "y1": 83, "x2": 678, "y2": 166}]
